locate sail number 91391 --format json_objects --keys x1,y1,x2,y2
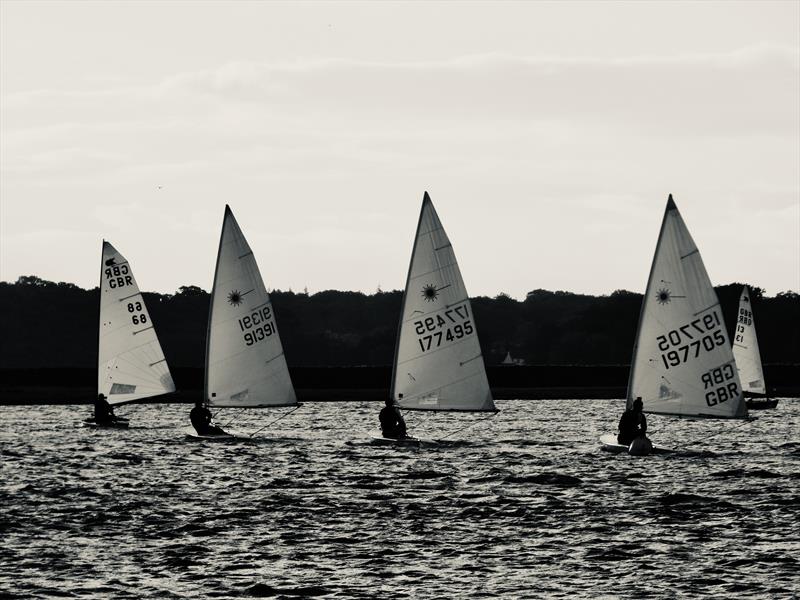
[{"x1": 238, "y1": 306, "x2": 275, "y2": 346}]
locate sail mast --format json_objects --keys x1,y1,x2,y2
[
  {"x1": 389, "y1": 194, "x2": 430, "y2": 401},
  {"x1": 96, "y1": 239, "x2": 105, "y2": 398},
  {"x1": 625, "y1": 195, "x2": 676, "y2": 410},
  {"x1": 203, "y1": 205, "x2": 229, "y2": 404}
]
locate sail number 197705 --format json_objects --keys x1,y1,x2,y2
[{"x1": 658, "y1": 311, "x2": 725, "y2": 369}]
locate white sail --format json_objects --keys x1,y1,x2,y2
[
  {"x1": 98, "y1": 241, "x2": 175, "y2": 405},
  {"x1": 627, "y1": 195, "x2": 747, "y2": 418},
  {"x1": 391, "y1": 193, "x2": 495, "y2": 412},
  {"x1": 732, "y1": 286, "x2": 767, "y2": 395},
  {"x1": 205, "y1": 205, "x2": 297, "y2": 408}
]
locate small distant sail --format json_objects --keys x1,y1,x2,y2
[
  {"x1": 732, "y1": 286, "x2": 766, "y2": 395},
  {"x1": 502, "y1": 351, "x2": 514, "y2": 365},
  {"x1": 205, "y1": 205, "x2": 297, "y2": 408},
  {"x1": 391, "y1": 193, "x2": 495, "y2": 412},
  {"x1": 98, "y1": 241, "x2": 175, "y2": 405},
  {"x1": 627, "y1": 195, "x2": 747, "y2": 418}
]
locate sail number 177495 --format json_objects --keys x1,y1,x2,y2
[{"x1": 414, "y1": 305, "x2": 474, "y2": 352}]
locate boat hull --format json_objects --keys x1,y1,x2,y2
[
  {"x1": 746, "y1": 398, "x2": 779, "y2": 410},
  {"x1": 83, "y1": 418, "x2": 129, "y2": 429},
  {"x1": 599, "y1": 434, "x2": 671, "y2": 456},
  {"x1": 182, "y1": 426, "x2": 243, "y2": 441},
  {"x1": 370, "y1": 435, "x2": 421, "y2": 447}
]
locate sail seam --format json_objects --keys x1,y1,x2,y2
[
  {"x1": 407, "y1": 263, "x2": 459, "y2": 281},
  {"x1": 265, "y1": 353, "x2": 285, "y2": 364},
  {"x1": 693, "y1": 302, "x2": 719, "y2": 316},
  {"x1": 400, "y1": 370, "x2": 486, "y2": 404},
  {"x1": 459, "y1": 354, "x2": 483, "y2": 366},
  {"x1": 417, "y1": 225, "x2": 445, "y2": 237},
  {"x1": 396, "y1": 336, "x2": 474, "y2": 365},
  {"x1": 402, "y1": 298, "x2": 467, "y2": 323}
]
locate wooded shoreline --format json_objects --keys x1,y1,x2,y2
[{"x1": 2, "y1": 365, "x2": 798, "y2": 405}]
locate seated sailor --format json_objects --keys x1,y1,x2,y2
[
  {"x1": 190, "y1": 400, "x2": 226, "y2": 436},
  {"x1": 617, "y1": 397, "x2": 648, "y2": 445},
  {"x1": 94, "y1": 393, "x2": 116, "y2": 425},
  {"x1": 379, "y1": 398, "x2": 407, "y2": 439}
]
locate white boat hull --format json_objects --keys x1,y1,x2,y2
[
  {"x1": 599, "y1": 434, "x2": 671, "y2": 456},
  {"x1": 182, "y1": 426, "x2": 245, "y2": 441}
]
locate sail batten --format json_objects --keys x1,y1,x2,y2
[
  {"x1": 391, "y1": 193, "x2": 495, "y2": 413},
  {"x1": 627, "y1": 196, "x2": 747, "y2": 419},
  {"x1": 205, "y1": 206, "x2": 297, "y2": 409},
  {"x1": 98, "y1": 241, "x2": 175, "y2": 406}
]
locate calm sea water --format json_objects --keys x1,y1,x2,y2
[{"x1": 1, "y1": 399, "x2": 798, "y2": 599}]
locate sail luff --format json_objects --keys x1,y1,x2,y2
[
  {"x1": 204, "y1": 205, "x2": 230, "y2": 403},
  {"x1": 390, "y1": 194, "x2": 431, "y2": 401},
  {"x1": 96, "y1": 239, "x2": 104, "y2": 399},
  {"x1": 626, "y1": 196, "x2": 675, "y2": 411}
]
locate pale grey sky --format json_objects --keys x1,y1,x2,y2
[{"x1": 1, "y1": 1, "x2": 798, "y2": 298}]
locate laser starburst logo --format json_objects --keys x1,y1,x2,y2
[
  {"x1": 656, "y1": 288, "x2": 672, "y2": 305},
  {"x1": 227, "y1": 290, "x2": 243, "y2": 306},
  {"x1": 421, "y1": 284, "x2": 439, "y2": 302}
]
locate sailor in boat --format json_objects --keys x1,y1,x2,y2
[
  {"x1": 94, "y1": 393, "x2": 117, "y2": 425},
  {"x1": 190, "y1": 400, "x2": 226, "y2": 436},
  {"x1": 617, "y1": 397, "x2": 648, "y2": 446},
  {"x1": 379, "y1": 398, "x2": 407, "y2": 439}
]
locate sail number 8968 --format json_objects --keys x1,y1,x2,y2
[{"x1": 126, "y1": 302, "x2": 147, "y2": 326}]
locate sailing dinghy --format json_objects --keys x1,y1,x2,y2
[
  {"x1": 732, "y1": 286, "x2": 778, "y2": 410},
  {"x1": 381, "y1": 192, "x2": 497, "y2": 443},
  {"x1": 187, "y1": 205, "x2": 298, "y2": 439},
  {"x1": 601, "y1": 195, "x2": 748, "y2": 454},
  {"x1": 86, "y1": 241, "x2": 175, "y2": 427}
]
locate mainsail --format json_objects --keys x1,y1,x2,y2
[
  {"x1": 391, "y1": 193, "x2": 495, "y2": 412},
  {"x1": 205, "y1": 205, "x2": 297, "y2": 408},
  {"x1": 98, "y1": 241, "x2": 175, "y2": 405},
  {"x1": 627, "y1": 195, "x2": 747, "y2": 418},
  {"x1": 732, "y1": 286, "x2": 767, "y2": 395}
]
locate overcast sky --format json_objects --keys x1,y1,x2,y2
[{"x1": 1, "y1": 1, "x2": 798, "y2": 298}]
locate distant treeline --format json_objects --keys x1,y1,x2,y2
[{"x1": 1, "y1": 275, "x2": 798, "y2": 369}]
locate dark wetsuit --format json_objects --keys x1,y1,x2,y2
[
  {"x1": 94, "y1": 398, "x2": 114, "y2": 425},
  {"x1": 379, "y1": 405, "x2": 407, "y2": 439},
  {"x1": 190, "y1": 405, "x2": 225, "y2": 436},
  {"x1": 618, "y1": 409, "x2": 647, "y2": 445}
]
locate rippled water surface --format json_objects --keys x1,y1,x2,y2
[{"x1": 2, "y1": 399, "x2": 799, "y2": 599}]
